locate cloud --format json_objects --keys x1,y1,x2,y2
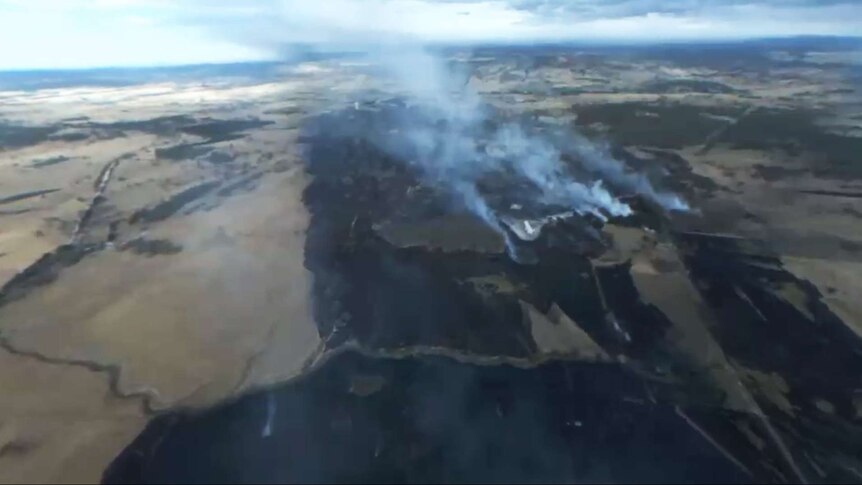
[
  {"x1": 500, "y1": 0, "x2": 858, "y2": 18},
  {"x1": 172, "y1": 0, "x2": 862, "y2": 50},
  {"x1": 0, "y1": 0, "x2": 267, "y2": 69},
  {"x1": 0, "y1": 0, "x2": 860, "y2": 69}
]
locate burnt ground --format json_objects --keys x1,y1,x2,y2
[
  {"x1": 104, "y1": 98, "x2": 862, "y2": 484},
  {"x1": 296, "y1": 103, "x2": 678, "y2": 358},
  {"x1": 104, "y1": 353, "x2": 750, "y2": 485}
]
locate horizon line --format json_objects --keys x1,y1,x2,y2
[{"x1": 0, "y1": 34, "x2": 859, "y2": 74}]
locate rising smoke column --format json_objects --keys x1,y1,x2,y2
[
  {"x1": 372, "y1": 44, "x2": 685, "y2": 234},
  {"x1": 199, "y1": 2, "x2": 688, "y2": 242}
]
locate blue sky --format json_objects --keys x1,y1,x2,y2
[{"x1": 0, "y1": 0, "x2": 860, "y2": 70}]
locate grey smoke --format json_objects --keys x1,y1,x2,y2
[
  {"x1": 262, "y1": 391, "x2": 277, "y2": 438},
  {"x1": 360, "y1": 44, "x2": 686, "y2": 244},
  {"x1": 557, "y1": 131, "x2": 690, "y2": 211},
  {"x1": 206, "y1": 4, "x2": 693, "y2": 249}
]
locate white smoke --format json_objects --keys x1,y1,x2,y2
[
  {"x1": 359, "y1": 44, "x2": 686, "y2": 247},
  {"x1": 558, "y1": 131, "x2": 690, "y2": 211},
  {"x1": 486, "y1": 124, "x2": 636, "y2": 219},
  {"x1": 204, "y1": 3, "x2": 690, "y2": 252}
]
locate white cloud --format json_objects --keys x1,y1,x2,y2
[
  {"x1": 0, "y1": 0, "x2": 859, "y2": 69},
  {"x1": 0, "y1": 5, "x2": 267, "y2": 70}
]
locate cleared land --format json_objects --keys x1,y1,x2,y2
[{"x1": 2, "y1": 40, "x2": 862, "y2": 483}]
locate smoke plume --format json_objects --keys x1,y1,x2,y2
[
  {"x1": 359, "y1": 44, "x2": 686, "y2": 247},
  {"x1": 213, "y1": 4, "x2": 691, "y2": 252}
]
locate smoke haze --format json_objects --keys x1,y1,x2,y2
[
  {"x1": 183, "y1": 2, "x2": 694, "y2": 250},
  {"x1": 349, "y1": 44, "x2": 687, "y2": 245}
]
